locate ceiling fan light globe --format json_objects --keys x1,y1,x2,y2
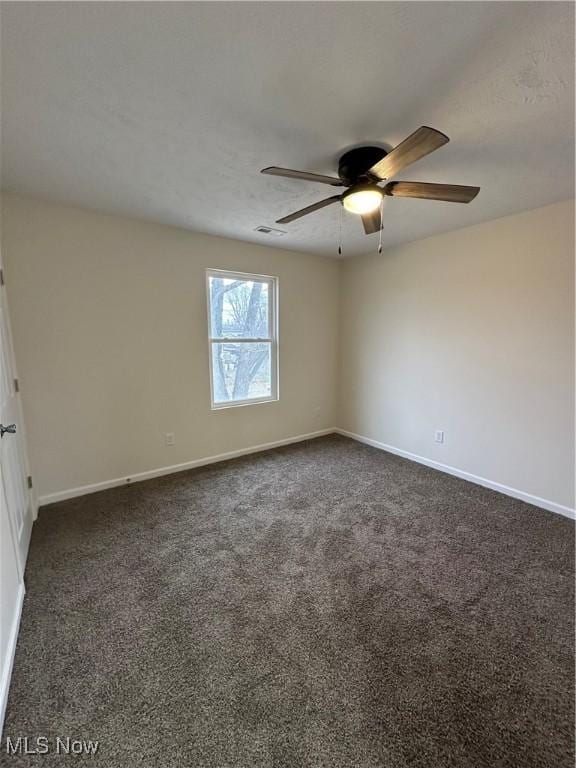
[{"x1": 342, "y1": 188, "x2": 383, "y2": 215}]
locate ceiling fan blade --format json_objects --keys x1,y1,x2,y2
[
  {"x1": 385, "y1": 181, "x2": 480, "y2": 203},
  {"x1": 261, "y1": 167, "x2": 345, "y2": 186},
  {"x1": 276, "y1": 195, "x2": 342, "y2": 224},
  {"x1": 361, "y1": 209, "x2": 382, "y2": 235},
  {"x1": 367, "y1": 127, "x2": 449, "y2": 181}
]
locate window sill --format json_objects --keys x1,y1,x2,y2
[{"x1": 210, "y1": 396, "x2": 279, "y2": 411}]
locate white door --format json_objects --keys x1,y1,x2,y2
[
  {"x1": 0, "y1": 256, "x2": 34, "y2": 571},
  {"x1": 1, "y1": 461, "x2": 25, "y2": 733}
]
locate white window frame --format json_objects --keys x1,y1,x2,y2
[{"x1": 206, "y1": 268, "x2": 279, "y2": 409}]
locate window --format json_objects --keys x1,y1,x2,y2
[{"x1": 206, "y1": 270, "x2": 278, "y2": 408}]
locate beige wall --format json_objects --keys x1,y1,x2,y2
[
  {"x1": 1, "y1": 194, "x2": 340, "y2": 498},
  {"x1": 2, "y1": 194, "x2": 574, "y2": 512},
  {"x1": 339, "y1": 200, "x2": 575, "y2": 510}
]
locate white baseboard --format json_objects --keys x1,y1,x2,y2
[
  {"x1": 0, "y1": 582, "x2": 24, "y2": 737},
  {"x1": 336, "y1": 429, "x2": 575, "y2": 520},
  {"x1": 38, "y1": 426, "x2": 575, "y2": 520},
  {"x1": 39, "y1": 429, "x2": 336, "y2": 506}
]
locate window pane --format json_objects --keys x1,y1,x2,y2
[
  {"x1": 209, "y1": 277, "x2": 269, "y2": 339},
  {"x1": 212, "y1": 342, "x2": 271, "y2": 403}
]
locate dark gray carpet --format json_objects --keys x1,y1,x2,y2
[{"x1": 3, "y1": 435, "x2": 574, "y2": 767}]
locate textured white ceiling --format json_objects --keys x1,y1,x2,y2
[{"x1": 1, "y1": 2, "x2": 574, "y2": 258}]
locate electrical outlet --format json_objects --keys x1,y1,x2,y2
[
  {"x1": 165, "y1": 432, "x2": 175, "y2": 446},
  {"x1": 434, "y1": 430, "x2": 444, "y2": 444}
]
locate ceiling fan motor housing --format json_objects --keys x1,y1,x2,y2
[{"x1": 338, "y1": 146, "x2": 388, "y2": 183}]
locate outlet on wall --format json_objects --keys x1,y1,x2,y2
[
  {"x1": 434, "y1": 430, "x2": 444, "y2": 444},
  {"x1": 165, "y1": 432, "x2": 175, "y2": 446}
]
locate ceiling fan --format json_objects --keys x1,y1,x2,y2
[{"x1": 261, "y1": 126, "x2": 480, "y2": 235}]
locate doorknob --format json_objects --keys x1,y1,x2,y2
[{"x1": 0, "y1": 424, "x2": 16, "y2": 437}]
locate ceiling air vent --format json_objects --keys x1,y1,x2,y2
[{"x1": 254, "y1": 225, "x2": 287, "y2": 237}]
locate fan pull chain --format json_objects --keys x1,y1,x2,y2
[
  {"x1": 378, "y1": 198, "x2": 384, "y2": 254},
  {"x1": 338, "y1": 203, "x2": 343, "y2": 256}
]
